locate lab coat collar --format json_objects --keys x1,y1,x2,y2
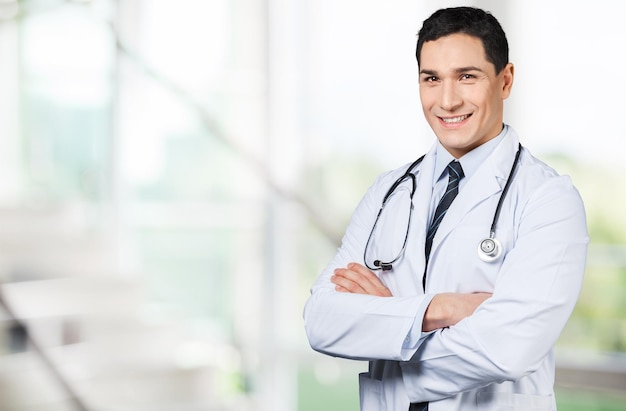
[
  {"x1": 427, "y1": 127, "x2": 521, "y2": 260},
  {"x1": 432, "y1": 125, "x2": 508, "y2": 188}
]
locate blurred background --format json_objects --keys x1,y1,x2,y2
[{"x1": 0, "y1": 0, "x2": 624, "y2": 410}]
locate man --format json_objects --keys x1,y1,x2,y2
[{"x1": 303, "y1": 6, "x2": 588, "y2": 411}]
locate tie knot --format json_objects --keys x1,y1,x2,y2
[{"x1": 447, "y1": 160, "x2": 464, "y2": 181}]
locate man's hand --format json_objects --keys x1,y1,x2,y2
[
  {"x1": 422, "y1": 292, "x2": 492, "y2": 331},
  {"x1": 331, "y1": 262, "x2": 392, "y2": 297},
  {"x1": 331, "y1": 263, "x2": 491, "y2": 332}
]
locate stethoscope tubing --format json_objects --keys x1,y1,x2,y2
[
  {"x1": 363, "y1": 156, "x2": 423, "y2": 271},
  {"x1": 488, "y1": 143, "x2": 522, "y2": 238},
  {"x1": 364, "y1": 144, "x2": 522, "y2": 270}
]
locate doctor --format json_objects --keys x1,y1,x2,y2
[{"x1": 303, "y1": 6, "x2": 588, "y2": 411}]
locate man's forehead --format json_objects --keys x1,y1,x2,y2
[
  {"x1": 419, "y1": 34, "x2": 494, "y2": 73},
  {"x1": 421, "y1": 33, "x2": 485, "y2": 55}
]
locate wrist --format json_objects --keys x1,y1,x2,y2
[{"x1": 422, "y1": 293, "x2": 453, "y2": 332}]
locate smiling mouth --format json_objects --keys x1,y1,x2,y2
[{"x1": 440, "y1": 114, "x2": 471, "y2": 124}]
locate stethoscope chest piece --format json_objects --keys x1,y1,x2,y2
[
  {"x1": 478, "y1": 237, "x2": 502, "y2": 262},
  {"x1": 364, "y1": 143, "x2": 521, "y2": 270}
]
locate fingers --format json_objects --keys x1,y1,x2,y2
[{"x1": 331, "y1": 263, "x2": 392, "y2": 297}]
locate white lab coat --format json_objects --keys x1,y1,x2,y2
[{"x1": 303, "y1": 128, "x2": 588, "y2": 411}]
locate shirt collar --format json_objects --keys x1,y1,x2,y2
[{"x1": 432, "y1": 124, "x2": 510, "y2": 186}]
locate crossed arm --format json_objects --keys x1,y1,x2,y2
[{"x1": 331, "y1": 262, "x2": 491, "y2": 331}]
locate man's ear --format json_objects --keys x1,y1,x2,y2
[{"x1": 501, "y1": 63, "x2": 514, "y2": 99}]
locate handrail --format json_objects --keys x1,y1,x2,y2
[{"x1": 0, "y1": 291, "x2": 90, "y2": 411}]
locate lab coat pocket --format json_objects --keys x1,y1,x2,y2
[
  {"x1": 359, "y1": 372, "x2": 386, "y2": 411},
  {"x1": 476, "y1": 390, "x2": 554, "y2": 411}
]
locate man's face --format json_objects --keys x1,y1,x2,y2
[{"x1": 419, "y1": 33, "x2": 514, "y2": 158}]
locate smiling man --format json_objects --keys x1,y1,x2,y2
[
  {"x1": 419, "y1": 33, "x2": 513, "y2": 159},
  {"x1": 304, "y1": 7, "x2": 588, "y2": 411}
]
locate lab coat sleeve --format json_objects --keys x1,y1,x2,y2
[
  {"x1": 303, "y1": 171, "x2": 434, "y2": 361},
  {"x1": 399, "y1": 175, "x2": 588, "y2": 402}
]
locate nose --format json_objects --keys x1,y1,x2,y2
[{"x1": 440, "y1": 81, "x2": 462, "y2": 111}]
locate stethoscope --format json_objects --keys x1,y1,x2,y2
[{"x1": 364, "y1": 143, "x2": 522, "y2": 271}]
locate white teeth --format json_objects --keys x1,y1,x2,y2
[{"x1": 442, "y1": 115, "x2": 469, "y2": 123}]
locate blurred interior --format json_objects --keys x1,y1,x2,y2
[{"x1": 0, "y1": 0, "x2": 625, "y2": 410}]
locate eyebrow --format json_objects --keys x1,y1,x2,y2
[{"x1": 420, "y1": 66, "x2": 486, "y2": 76}]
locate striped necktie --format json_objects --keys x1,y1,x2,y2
[
  {"x1": 414, "y1": 160, "x2": 464, "y2": 410},
  {"x1": 409, "y1": 402, "x2": 429, "y2": 411},
  {"x1": 424, "y1": 160, "x2": 464, "y2": 278}
]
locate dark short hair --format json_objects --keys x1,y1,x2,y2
[{"x1": 416, "y1": 7, "x2": 509, "y2": 74}]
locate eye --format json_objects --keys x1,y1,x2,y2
[
  {"x1": 460, "y1": 73, "x2": 475, "y2": 81},
  {"x1": 422, "y1": 75, "x2": 438, "y2": 83}
]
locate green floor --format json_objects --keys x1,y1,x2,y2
[
  {"x1": 298, "y1": 369, "x2": 626, "y2": 411},
  {"x1": 556, "y1": 388, "x2": 626, "y2": 411},
  {"x1": 298, "y1": 368, "x2": 359, "y2": 411}
]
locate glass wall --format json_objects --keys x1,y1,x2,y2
[{"x1": 0, "y1": 0, "x2": 624, "y2": 410}]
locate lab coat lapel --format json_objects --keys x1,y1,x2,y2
[
  {"x1": 410, "y1": 143, "x2": 438, "y2": 258},
  {"x1": 429, "y1": 132, "x2": 521, "y2": 255}
]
